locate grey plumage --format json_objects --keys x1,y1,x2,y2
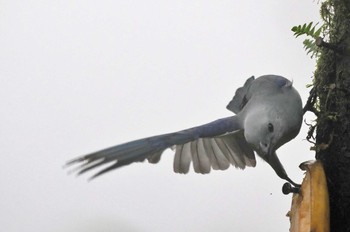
[{"x1": 66, "y1": 75, "x2": 303, "y2": 186}]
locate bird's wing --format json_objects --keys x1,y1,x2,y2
[
  {"x1": 226, "y1": 76, "x2": 255, "y2": 114},
  {"x1": 173, "y1": 130, "x2": 256, "y2": 174},
  {"x1": 66, "y1": 116, "x2": 255, "y2": 179}
]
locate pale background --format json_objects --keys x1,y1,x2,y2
[{"x1": 0, "y1": 1, "x2": 320, "y2": 231}]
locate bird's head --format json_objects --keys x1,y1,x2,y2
[{"x1": 243, "y1": 93, "x2": 303, "y2": 160}]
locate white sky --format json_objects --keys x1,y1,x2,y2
[{"x1": 0, "y1": 1, "x2": 320, "y2": 231}]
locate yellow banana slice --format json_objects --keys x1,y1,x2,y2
[{"x1": 287, "y1": 160, "x2": 329, "y2": 232}]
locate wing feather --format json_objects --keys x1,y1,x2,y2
[
  {"x1": 65, "y1": 116, "x2": 256, "y2": 178},
  {"x1": 174, "y1": 143, "x2": 192, "y2": 174},
  {"x1": 191, "y1": 139, "x2": 211, "y2": 174}
]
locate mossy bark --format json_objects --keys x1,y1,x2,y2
[{"x1": 314, "y1": 0, "x2": 350, "y2": 230}]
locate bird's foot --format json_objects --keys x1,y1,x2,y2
[{"x1": 282, "y1": 182, "x2": 300, "y2": 195}]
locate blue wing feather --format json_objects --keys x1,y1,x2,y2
[{"x1": 66, "y1": 116, "x2": 240, "y2": 178}]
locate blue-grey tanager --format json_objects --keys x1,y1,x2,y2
[{"x1": 67, "y1": 75, "x2": 303, "y2": 186}]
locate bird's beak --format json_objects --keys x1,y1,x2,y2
[
  {"x1": 267, "y1": 140, "x2": 274, "y2": 160},
  {"x1": 259, "y1": 138, "x2": 274, "y2": 160}
]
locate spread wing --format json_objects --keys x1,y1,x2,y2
[{"x1": 66, "y1": 116, "x2": 256, "y2": 179}]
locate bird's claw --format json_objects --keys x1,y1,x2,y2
[{"x1": 282, "y1": 182, "x2": 300, "y2": 195}]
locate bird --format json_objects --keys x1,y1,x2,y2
[{"x1": 66, "y1": 75, "x2": 303, "y2": 186}]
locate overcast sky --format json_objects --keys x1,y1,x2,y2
[{"x1": 1, "y1": 1, "x2": 321, "y2": 231}]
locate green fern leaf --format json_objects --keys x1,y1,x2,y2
[
  {"x1": 303, "y1": 39, "x2": 319, "y2": 58},
  {"x1": 291, "y1": 22, "x2": 322, "y2": 39}
]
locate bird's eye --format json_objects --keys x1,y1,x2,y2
[{"x1": 268, "y1": 123, "x2": 274, "y2": 133}]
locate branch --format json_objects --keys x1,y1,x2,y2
[
  {"x1": 316, "y1": 37, "x2": 350, "y2": 56},
  {"x1": 303, "y1": 87, "x2": 319, "y2": 116}
]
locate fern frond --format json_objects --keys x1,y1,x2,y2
[
  {"x1": 292, "y1": 22, "x2": 323, "y2": 39},
  {"x1": 303, "y1": 39, "x2": 319, "y2": 58}
]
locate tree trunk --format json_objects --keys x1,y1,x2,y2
[{"x1": 314, "y1": 0, "x2": 350, "y2": 231}]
